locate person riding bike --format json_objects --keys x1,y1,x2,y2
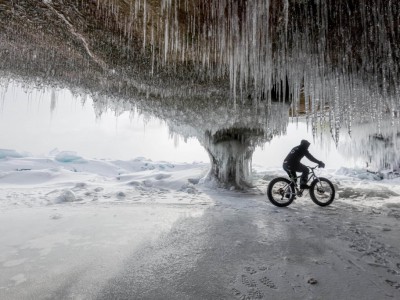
[{"x1": 283, "y1": 140, "x2": 325, "y2": 189}]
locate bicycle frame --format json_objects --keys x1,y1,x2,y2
[{"x1": 287, "y1": 165, "x2": 320, "y2": 197}]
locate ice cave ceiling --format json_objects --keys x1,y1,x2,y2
[{"x1": 0, "y1": 0, "x2": 399, "y2": 145}]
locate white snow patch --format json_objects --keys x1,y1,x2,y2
[
  {"x1": 10, "y1": 274, "x2": 27, "y2": 286},
  {"x1": 55, "y1": 190, "x2": 77, "y2": 203},
  {"x1": 3, "y1": 259, "x2": 27, "y2": 268}
]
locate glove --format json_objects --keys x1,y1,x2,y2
[{"x1": 318, "y1": 161, "x2": 325, "y2": 168}]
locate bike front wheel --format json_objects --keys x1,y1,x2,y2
[
  {"x1": 310, "y1": 177, "x2": 335, "y2": 206},
  {"x1": 267, "y1": 177, "x2": 295, "y2": 207}
]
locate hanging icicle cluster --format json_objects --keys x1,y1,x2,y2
[
  {"x1": 93, "y1": 0, "x2": 399, "y2": 139},
  {"x1": 1, "y1": 0, "x2": 399, "y2": 141}
]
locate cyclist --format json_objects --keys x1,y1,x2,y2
[{"x1": 283, "y1": 140, "x2": 325, "y2": 189}]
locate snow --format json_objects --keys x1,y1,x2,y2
[
  {"x1": 0, "y1": 149, "x2": 24, "y2": 159},
  {"x1": 1, "y1": 1, "x2": 399, "y2": 298},
  {"x1": 1, "y1": 151, "x2": 400, "y2": 299},
  {"x1": 54, "y1": 151, "x2": 86, "y2": 163}
]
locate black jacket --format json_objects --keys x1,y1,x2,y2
[{"x1": 283, "y1": 145, "x2": 320, "y2": 167}]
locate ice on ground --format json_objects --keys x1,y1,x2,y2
[
  {"x1": 55, "y1": 151, "x2": 86, "y2": 163},
  {"x1": 335, "y1": 167, "x2": 384, "y2": 181},
  {"x1": 1, "y1": 150, "x2": 400, "y2": 210},
  {"x1": 1, "y1": 150, "x2": 400, "y2": 299},
  {"x1": 0, "y1": 149, "x2": 24, "y2": 159}
]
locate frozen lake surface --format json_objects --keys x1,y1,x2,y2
[{"x1": 0, "y1": 153, "x2": 399, "y2": 299}]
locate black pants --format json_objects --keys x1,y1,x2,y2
[{"x1": 283, "y1": 163, "x2": 309, "y2": 185}]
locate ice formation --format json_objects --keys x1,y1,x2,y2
[
  {"x1": 0, "y1": 149, "x2": 24, "y2": 159},
  {"x1": 0, "y1": 0, "x2": 399, "y2": 185},
  {"x1": 338, "y1": 120, "x2": 400, "y2": 172},
  {"x1": 88, "y1": 93, "x2": 290, "y2": 188},
  {"x1": 165, "y1": 103, "x2": 290, "y2": 188},
  {"x1": 89, "y1": 0, "x2": 400, "y2": 137}
]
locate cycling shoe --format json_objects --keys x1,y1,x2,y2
[{"x1": 300, "y1": 184, "x2": 310, "y2": 189}]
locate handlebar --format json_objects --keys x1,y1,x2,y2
[{"x1": 306, "y1": 165, "x2": 320, "y2": 170}]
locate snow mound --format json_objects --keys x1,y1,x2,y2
[
  {"x1": 188, "y1": 178, "x2": 200, "y2": 184},
  {"x1": 0, "y1": 149, "x2": 24, "y2": 159},
  {"x1": 180, "y1": 183, "x2": 198, "y2": 194},
  {"x1": 55, "y1": 190, "x2": 77, "y2": 203},
  {"x1": 142, "y1": 180, "x2": 153, "y2": 187},
  {"x1": 335, "y1": 167, "x2": 384, "y2": 181},
  {"x1": 55, "y1": 151, "x2": 86, "y2": 163},
  {"x1": 116, "y1": 191, "x2": 126, "y2": 198},
  {"x1": 385, "y1": 203, "x2": 400, "y2": 209},
  {"x1": 0, "y1": 170, "x2": 59, "y2": 185},
  {"x1": 155, "y1": 173, "x2": 172, "y2": 180},
  {"x1": 74, "y1": 182, "x2": 87, "y2": 189}
]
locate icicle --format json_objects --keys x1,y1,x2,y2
[{"x1": 2, "y1": 0, "x2": 400, "y2": 146}]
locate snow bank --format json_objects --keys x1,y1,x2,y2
[
  {"x1": 1, "y1": 148, "x2": 400, "y2": 210},
  {"x1": 55, "y1": 151, "x2": 86, "y2": 163},
  {"x1": 0, "y1": 170, "x2": 60, "y2": 185},
  {"x1": 0, "y1": 149, "x2": 212, "y2": 208},
  {"x1": 0, "y1": 149, "x2": 24, "y2": 159},
  {"x1": 55, "y1": 190, "x2": 77, "y2": 203},
  {"x1": 335, "y1": 167, "x2": 384, "y2": 181}
]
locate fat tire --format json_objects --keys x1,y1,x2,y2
[
  {"x1": 267, "y1": 177, "x2": 295, "y2": 207},
  {"x1": 310, "y1": 177, "x2": 335, "y2": 206}
]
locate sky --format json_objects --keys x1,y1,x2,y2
[{"x1": 0, "y1": 82, "x2": 353, "y2": 168}]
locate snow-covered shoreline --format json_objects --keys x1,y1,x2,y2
[
  {"x1": 1, "y1": 150, "x2": 400, "y2": 299},
  {"x1": 0, "y1": 149, "x2": 211, "y2": 208}
]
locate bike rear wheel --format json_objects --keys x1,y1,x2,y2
[
  {"x1": 267, "y1": 177, "x2": 295, "y2": 207},
  {"x1": 310, "y1": 177, "x2": 335, "y2": 206}
]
